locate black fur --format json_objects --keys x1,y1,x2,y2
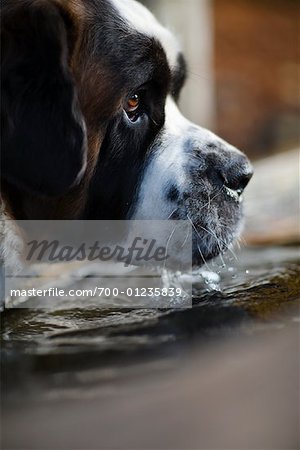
[
  {"x1": 82, "y1": 0, "x2": 174, "y2": 219},
  {"x1": 1, "y1": 1, "x2": 86, "y2": 198}
]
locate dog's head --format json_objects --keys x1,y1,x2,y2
[{"x1": 1, "y1": 0, "x2": 253, "y2": 264}]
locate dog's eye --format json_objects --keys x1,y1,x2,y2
[
  {"x1": 124, "y1": 93, "x2": 141, "y2": 123},
  {"x1": 126, "y1": 94, "x2": 140, "y2": 112}
]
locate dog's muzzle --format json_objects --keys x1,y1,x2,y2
[{"x1": 131, "y1": 98, "x2": 253, "y2": 265}]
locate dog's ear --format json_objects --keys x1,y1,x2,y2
[{"x1": 1, "y1": 1, "x2": 87, "y2": 197}]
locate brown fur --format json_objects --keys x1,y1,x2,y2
[{"x1": 1, "y1": 0, "x2": 122, "y2": 220}]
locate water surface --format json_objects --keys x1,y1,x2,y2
[{"x1": 1, "y1": 245, "x2": 299, "y2": 399}]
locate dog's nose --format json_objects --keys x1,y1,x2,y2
[
  {"x1": 204, "y1": 142, "x2": 253, "y2": 195},
  {"x1": 222, "y1": 161, "x2": 253, "y2": 194}
]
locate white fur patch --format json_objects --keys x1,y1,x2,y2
[
  {"x1": 131, "y1": 96, "x2": 227, "y2": 219},
  {"x1": 0, "y1": 212, "x2": 24, "y2": 274},
  {"x1": 110, "y1": 0, "x2": 181, "y2": 68}
]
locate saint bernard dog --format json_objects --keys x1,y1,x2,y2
[{"x1": 1, "y1": 0, "x2": 253, "y2": 284}]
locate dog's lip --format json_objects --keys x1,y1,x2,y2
[{"x1": 224, "y1": 186, "x2": 243, "y2": 203}]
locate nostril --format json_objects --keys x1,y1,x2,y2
[
  {"x1": 223, "y1": 167, "x2": 253, "y2": 195},
  {"x1": 238, "y1": 170, "x2": 253, "y2": 191}
]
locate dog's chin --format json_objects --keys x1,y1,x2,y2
[
  {"x1": 191, "y1": 232, "x2": 235, "y2": 267},
  {"x1": 185, "y1": 193, "x2": 244, "y2": 267}
]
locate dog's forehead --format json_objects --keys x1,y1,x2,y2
[{"x1": 110, "y1": 0, "x2": 180, "y2": 69}]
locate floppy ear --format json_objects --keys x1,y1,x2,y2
[{"x1": 1, "y1": 1, "x2": 87, "y2": 197}]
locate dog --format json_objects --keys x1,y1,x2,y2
[{"x1": 1, "y1": 0, "x2": 253, "y2": 274}]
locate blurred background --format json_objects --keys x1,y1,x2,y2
[
  {"x1": 143, "y1": 0, "x2": 299, "y2": 244},
  {"x1": 2, "y1": 2, "x2": 299, "y2": 449},
  {"x1": 143, "y1": 0, "x2": 299, "y2": 156}
]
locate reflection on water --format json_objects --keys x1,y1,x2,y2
[{"x1": 1, "y1": 245, "x2": 299, "y2": 399}]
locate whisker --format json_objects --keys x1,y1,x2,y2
[
  {"x1": 186, "y1": 69, "x2": 212, "y2": 82},
  {"x1": 149, "y1": 116, "x2": 159, "y2": 127},
  {"x1": 167, "y1": 208, "x2": 178, "y2": 220},
  {"x1": 197, "y1": 224, "x2": 227, "y2": 267},
  {"x1": 187, "y1": 214, "x2": 211, "y2": 272},
  {"x1": 197, "y1": 184, "x2": 225, "y2": 212},
  {"x1": 180, "y1": 226, "x2": 190, "y2": 249},
  {"x1": 203, "y1": 223, "x2": 239, "y2": 262},
  {"x1": 163, "y1": 225, "x2": 178, "y2": 272}
]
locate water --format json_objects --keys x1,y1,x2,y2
[
  {"x1": 1, "y1": 244, "x2": 299, "y2": 449},
  {"x1": 1, "y1": 244, "x2": 299, "y2": 398}
]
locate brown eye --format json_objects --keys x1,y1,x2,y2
[{"x1": 126, "y1": 94, "x2": 139, "y2": 112}]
